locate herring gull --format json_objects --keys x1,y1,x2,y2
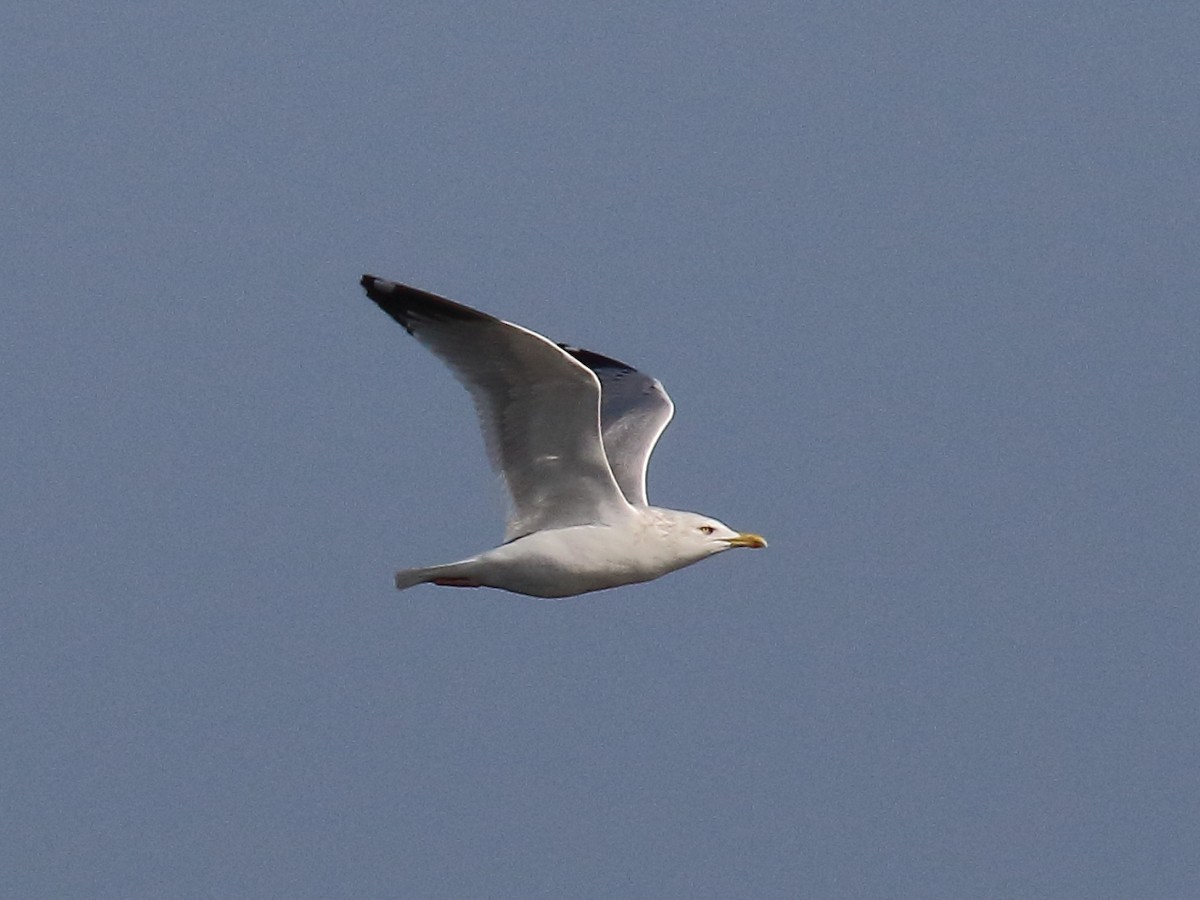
[{"x1": 360, "y1": 274, "x2": 766, "y2": 598}]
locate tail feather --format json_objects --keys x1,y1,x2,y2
[
  {"x1": 393, "y1": 566, "x2": 436, "y2": 591},
  {"x1": 393, "y1": 560, "x2": 482, "y2": 591}
]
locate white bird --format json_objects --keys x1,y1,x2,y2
[{"x1": 360, "y1": 275, "x2": 766, "y2": 598}]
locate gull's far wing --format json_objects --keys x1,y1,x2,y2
[
  {"x1": 360, "y1": 275, "x2": 634, "y2": 540},
  {"x1": 559, "y1": 345, "x2": 674, "y2": 507}
]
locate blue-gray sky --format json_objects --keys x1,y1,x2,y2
[{"x1": 3, "y1": 4, "x2": 1197, "y2": 898}]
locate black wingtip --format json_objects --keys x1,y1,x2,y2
[
  {"x1": 359, "y1": 274, "x2": 415, "y2": 333},
  {"x1": 358, "y1": 274, "x2": 498, "y2": 334},
  {"x1": 560, "y1": 344, "x2": 637, "y2": 374},
  {"x1": 360, "y1": 273, "x2": 388, "y2": 297}
]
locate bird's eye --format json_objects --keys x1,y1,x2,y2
[{"x1": 698, "y1": 525, "x2": 716, "y2": 535}]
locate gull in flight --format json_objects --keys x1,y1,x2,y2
[{"x1": 360, "y1": 275, "x2": 766, "y2": 598}]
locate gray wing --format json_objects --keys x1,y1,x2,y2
[
  {"x1": 559, "y1": 345, "x2": 675, "y2": 507},
  {"x1": 361, "y1": 275, "x2": 635, "y2": 540}
]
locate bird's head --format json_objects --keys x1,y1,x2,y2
[{"x1": 657, "y1": 509, "x2": 768, "y2": 563}]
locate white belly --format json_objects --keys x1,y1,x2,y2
[{"x1": 470, "y1": 523, "x2": 691, "y2": 598}]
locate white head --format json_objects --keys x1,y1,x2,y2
[{"x1": 652, "y1": 508, "x2": 768, "y2": 567}]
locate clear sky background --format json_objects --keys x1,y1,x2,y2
[{"x1": 3, "y1": 3, "x2": 1197, "y2": 898}]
